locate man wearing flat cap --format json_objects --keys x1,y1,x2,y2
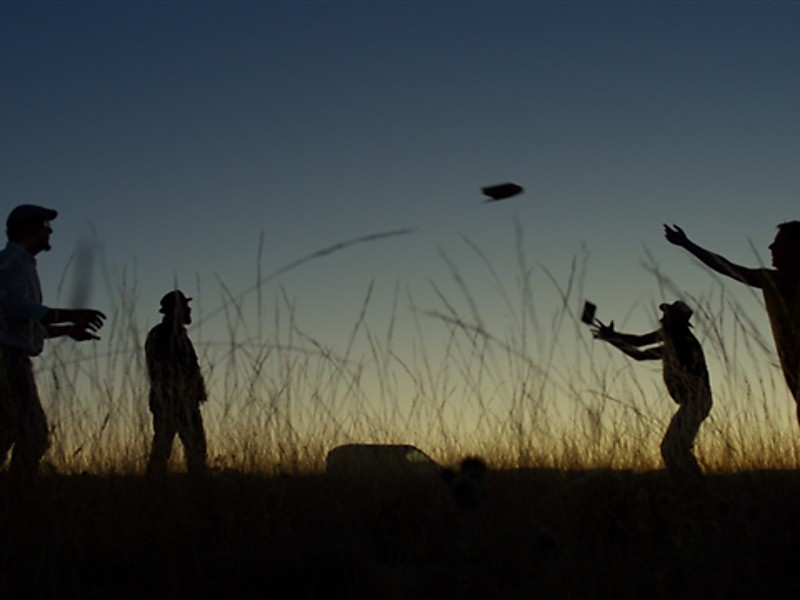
[
  {"x1": 0, "y1": 204, "x2": 106, "y2": 477},
  {"x1": 144, "y1": 290, "x2": 208, "y2": 477},
  {"x1": 592, "y1": 301, "x2": 713, "y2": 488}
]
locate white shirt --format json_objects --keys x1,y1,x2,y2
[{"x1": 0, "y1": 242, "x2": 50, "y2": 355}]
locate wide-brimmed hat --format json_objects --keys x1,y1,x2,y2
[{"x1": 659, "y1": 300, "x2": 693, "y2": 322}]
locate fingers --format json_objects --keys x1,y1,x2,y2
[
  {"x1": 88, "y1": 309, "x2": 106, "y2": 324},
  {"x1": 76, "y1": 309, "x2": 107, "y2": 331},
  {"x1": 70, "y1": 326, "x2": 100, "y2": 342},
  {"x1": 663, "y1": 223, "x2": 686, "y2": 244},
  {"x1": 591, "y1": 321, "x2": 616, "y2": 341}
]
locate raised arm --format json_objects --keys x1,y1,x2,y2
[{"x1": 664, "y1": 224, "x2": 766, "y2": 288}]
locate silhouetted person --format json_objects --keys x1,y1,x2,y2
[
  {"x1": 666, "y1": 222, "x2": 800, "y2": 424},
  {"x1": 145, "y1": 290, "x2": 208, "y2": 477},
  {"x1": 593, "y1": 301, "x2": 712, "y2": 486},
  {"x1": 0, "y1": 205, "x2": 106, "y2": 477}
]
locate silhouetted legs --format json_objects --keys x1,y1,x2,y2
[
  {"x1": 660, "y1": 398, "x2": 711, "y2": 486},
  {"x1": 0, "y1": 347, "x2": 49, "y2": 477},
  {"x1": 147, "y1": 405, "x2": 207, "y2": 477}
]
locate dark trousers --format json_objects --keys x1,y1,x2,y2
[
  {"x1": 146, "y1": 403, "x2": 207, "y2": 476},
  {"x1": 660, "y1": 396, "x2": 712, "y2": 485},
  {"x1": 0, "y1": 346, "x2": 49, "y2": 475}
]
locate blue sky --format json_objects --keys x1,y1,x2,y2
[{"x1": 4, "y1": 2, "x2": 800, "y2": 449}]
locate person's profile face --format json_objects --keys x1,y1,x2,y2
[
  {"x1": 174, "y1": 301, "x2": 192, "y2": 325},
  {"x1": 769, "y1": 230, "x2": 800, "y2": 270},
  {"x1": 660, "y1": 307, "x2": 689, "y2": 330},
  {"x1": 28, "y1": 220, "x2": 53, "y2": 253}
]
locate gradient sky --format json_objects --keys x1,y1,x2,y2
[{"x1": 4, "y1": 2, "x2": 800, "y2": 452}]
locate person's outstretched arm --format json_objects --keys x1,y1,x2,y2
[
  {"x1": 592, "y1": 322, "x2": 661, "y2": 347},
  {"x1": 604, "y1": 338, "x2": 662, "y2": 361},
  {"x1": 664, "y1": 224, "x2": 766, "y2": 288},
  {"x1": 42, "y1": 308, "x2": 106, "y2": 340}
]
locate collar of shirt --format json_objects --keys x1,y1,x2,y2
[{"x1": 3, "y1": 241, "x2": 36, "y2": 266}]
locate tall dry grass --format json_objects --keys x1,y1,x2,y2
[
  {"x1": 28, "y1": 222, "x2": 800, "y2": 476},
  {"x1": 4, "y1": 225, "x2": 800, "y2": 599}
]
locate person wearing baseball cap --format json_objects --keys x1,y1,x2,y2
[
  {"x1": 0, "y1": 204, "x2": 106, "y2": 477},
  {"x1": 144, "y1": 289, "x2": 208, "y2": 478},
  {"x1": 591, "y1": 300, "x2": 713, "y2": 489}
]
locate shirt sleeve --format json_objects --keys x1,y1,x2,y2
[{"x1": 0, "y1": 258, "x2": 49, "y2": 321}]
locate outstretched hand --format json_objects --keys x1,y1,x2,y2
[
  {"x1": 590, "y1": 321, "x2": 616, "y2": 341},
  {"x1": 72, "y1": 309, "x2": 106, "y2": 333},
  {"x1": 68, "y1": 326, "x2": 100, "y2": 342},
  {"x1": 664, "y1": 224, "x2": 689, "y2": 247}
]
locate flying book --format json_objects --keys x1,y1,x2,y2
[{"x1": 482, "y1": 183, "x2": 523, "y2": 202}]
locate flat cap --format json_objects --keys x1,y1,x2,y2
[{"x1": 6, "y1": 204, "x2": 58, "y2": 230}]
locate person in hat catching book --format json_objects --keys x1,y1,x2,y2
[
  {"x1": 665, "y1": 222, "x2": 800, "y2": 426},
  {"x1": 145, "y1": 290, "x2": 208, "y2": 477},
  {"x1": 592, "y1": 301, "x2": 712, "y2": 486},
  {"x1": 0, "y1": 204, "x2": 106, "y2": 477}
]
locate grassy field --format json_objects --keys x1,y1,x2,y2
[
  {"x1": 8, "y1": 234, "x2": 800, "y2": 597},
  {"x1": 2, "y1": 466, "x2": 800, "y2": 598}
]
